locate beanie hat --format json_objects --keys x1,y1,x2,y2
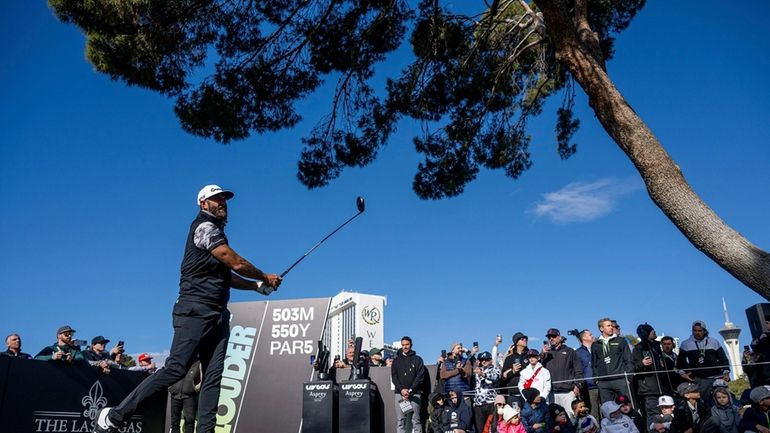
[
  {"x1": 449, "y1": 342, "x2": 462, "y2": 352},
  {"x1": 750, "y1": 386, "x2": 770, "y2": 404},
  {"x1": 636, "y1": 323, "x2": 654, "y2": 341},
  {"x1": 495, "y1": 394, "x2": 507, "y2": 405},
  {"x1": 692, "y1": 320, "x2": 708, "y2": 331},
  {"x1": 522, "y1": 388, "x2": 540, "y2": 404},
  {"x1": 503, "y1": 404, "x2": 521, "y2": 422},
  {"x1": 549, "y1": 404, "x2": 567, "y2": 419}
]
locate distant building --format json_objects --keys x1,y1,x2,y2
[
  {"x1": 719, "y1": 298, "x2": 744, "y2": 379},
  {"x1": 322, "y1": 291, "x2": 387, "y2": 360}
]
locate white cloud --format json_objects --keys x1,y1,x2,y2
[{"x1": 531, "y1": 178, "x2": 641, "y2": 223}]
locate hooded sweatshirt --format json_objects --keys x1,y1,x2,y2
[
  {"x1": 710, "y1": 388, "x2": 739, "y2": 433},
  {"x1": 601, "y1": 404, "x2": 640, "y2": 433}
]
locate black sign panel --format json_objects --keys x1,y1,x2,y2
[{"x1": 0, "y1": 357, "x2": 166, "y2": 433}]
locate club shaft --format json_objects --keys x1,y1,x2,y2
[{"x1": 280, "y1": 211, "x2": 363, "y2": 277}]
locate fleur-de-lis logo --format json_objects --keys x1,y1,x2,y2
[{"x1": 81, "y1": 381, "x2": 108, "y2": 420}]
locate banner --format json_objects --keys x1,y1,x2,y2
[{"x1": 0, "y1": 357, "x2": 166, "y2": 433}]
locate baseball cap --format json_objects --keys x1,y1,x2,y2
[
  {"x1": 615, "y1": 394, "x2": 632, "y2": 405},
  {"x1": 477, "y1": 351, "x2": 493, "y2": 360},
  {"x1": 658, "y1": 395, "x2": 675, "y2": 406},
  {"x1": 91, "y1": 336, "x2": 110, "y2": 345},
  {"x1": 197, "y1": 184, "x2": 234, "y2": 204},
  {"x1": 57, "y1": 325, "x2": 76, "y2": 335},
  {"x1": 368, "y1": 347, "x2": 382, "y2": 356},
  {"x1": 546, "y1": 328, "x2": 561, "y2": 337},
  {"x1": 526, "y1": 348, "x2": 539, "y2": 358},
  {"x1": 138, "y1": 353, "x2": 153, "y2": 363}
]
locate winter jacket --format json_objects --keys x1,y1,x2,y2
[
  {"x1": 591, "y1": 336, "x2": 633, "y2": 381},
  {"x1": 737, "y1": 405, "x2": 770, "y2": 433},
  {"x1": 34, "y1": 343, "x2": 86, "y2": 365},
  {"x1": 498, "y1": 419, "x2": 528, "y2": 433},
  {"x1": 633, "y1": 339, "x2": 672, "y2": 396},
  {"x1": 519, "y1": 363, "x2": 551, "y2": 401},
  {"x1": 677, "y1": 335, "x2": 730, "y2": 379},
  {"x1": 522, "y1": 401, "x2": 550, "y2": 433},
  {"x1": 541, "y1": 344, "x2": 584, "y2": 394},
  {"x1": 502, "y1": 349, "x2": 530, "y2": 395},
  {"x1": 169, "y1": 360, "x2": 202, "y2": 398},
  {"x1": 392, "y1": 349, "x2": 426, "y2": 394},
  {"x1": 650, "y1": 413, "x2": 674, "y2": 433},
  {"x1": 601, "y1": 414, "x2": 640, "y2": 433},
  {"x1": 575, "y1": 346, "x2": 596, "y2": 389},
  {"x1": 671, "y1": 399, "x2": 713, "y2": 433},
  {"x1": 474, "y1": 364, "x2": 502, "y2": 406},
  {"x1": 446, "y1": 392, "x2": 474, "y2": 432},
  {"x1": 441, "y1": 355, "x2": 472, "y2": 394},
  {"x1": 710, "y1": 400, "x2": 739, "y2": 433}
]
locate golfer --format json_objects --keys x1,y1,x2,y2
[{"x1": 95, "y1": 184, "x2": 282, "y2": 433}]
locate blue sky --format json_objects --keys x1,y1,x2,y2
[{"x1": 1, "y1": 2, "x2": 769, "y2": 364}]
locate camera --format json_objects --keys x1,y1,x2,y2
[{"x1": 72, "y1": 339, "x2": 87, "y2": 347}]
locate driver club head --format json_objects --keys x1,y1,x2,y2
[{"x1": 356, "y1": 196, "x2": 365, "y2": 213}]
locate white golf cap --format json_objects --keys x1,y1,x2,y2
[
  {"x1": 197, "y1": 184, "x2": 234, "y2": 204},
  {"x1": 658, "y1": 395, "x2": 674, "y2": 406}
]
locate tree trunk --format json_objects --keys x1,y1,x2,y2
[{"x1": 534, "y1": 0, "x2": 770, "y2": 299}]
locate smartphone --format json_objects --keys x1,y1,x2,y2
[
  {"x1": 309, "y1": 354, "x2": 316, "y2": 365},
  {"x1": 473, "y1": 341, "x2": 478, "y2": 348},
  {"x1": 117, "y1": 340, "x2": 124, "y2": 346},
  {"x1": 744, "y1": 345, "x2": 750, "y2": 351},
  {"x1": 441, "y1": 350, "x2": 447, "y2": 358}
]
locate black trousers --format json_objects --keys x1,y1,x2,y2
[
  {"x1": 169, "y1": 395, "x2": 198, "y2": 433},
  {"x1": 474, "y1": 402, "x2": 494, "y2": 433},
  {"x1": 113, "y1": 300, "x2": 230, "y2": 433},
  {"x1": 598, "y1": 378, "x2": 634, "y2": 408}
]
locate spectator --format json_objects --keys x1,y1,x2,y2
[
  {"x1": 492, "y1": 334, "x2": 506, "y2": 369},
  {"x1": 671, "y1": 382, "x2": 718, "y2": 433},
  {"x1": 429, "y1": 393, "x2": 450, "y2": 433},
  {"x1": 446, "y1": 390, "x2": 474, "y2": 433},
  {"x1": 617, "y1": 395, "x2": 645, "y2": 433},
  {"x1": 521, "y1": 388, "x2": 550, "y2": 433},
  {"x1": 503, "y1": 333, "x2": 530, "y2": 406},
  {"x1": 483, "y1": 395, "x2": 508, "y2": 433},
  {"x1": 576, "y1": 329, "x2": 601, "y2": 420},
  {"x1": 660, "y1": 336, "x2": 682, "y2": 392},
  {"x1": 612, "y1": 320, "x2": 635, "y2": 350},
  {"x1": 601, "y1": 400, "x2": 640, "y2": 433},
  {"x1": 329, "y1": 346, "x2": 355, "y2": 382},
  {"x1": 34, "y1": 325, "x2": 85, "y2": 365},
  {"x1": 2, "y1": 333, "x2": 31, "y2": 358},
  {"x1": 83, "y1": 336, "x2": 121, "y2": 374},
  {"x1": 633, "y1": 323, "x2": 672, "y2": 430},
  {"x1": 392, "y1": 336, "x2": 426, "y2": 433},
  {"x1": 677, "y1": 321, "x2": 730, "y2": 401},
  {"x1": 129, "y1": 353, "x2": 157, "y2": 373},
  {"x1": 549, "y1": 404, "x2": 575, "y2": 433},
  {"x1": 739, "y1": 386, "x2": 770, "y2": 433},
  {"x1": 710, "y1": 385, "x2": 738, "y2": 433},
  {"x1": 168, "y1": 360, "x2": 202, "y2": 433},
  {"x1": 650, "y1": 395, "x2": 676, "y2": 433},
  {"x1": 520, "y1": 349, "x2": 552, "y2": 402},
  {"x1": 475, "y1": 351, "x2": 502, "y2": 433},
  {"x1": 369, "y1": 347, "x2": 385, "y2": 367},
  {"x1": 441, "y1": 342, "x2": 472, "y2": 395},
  {"x1": 572, "y1": 401, "x2": 593, "y2": 433},
  {"x1": 746, "y1": 322, "x2": 770, "y2": 386},
  {"x1": 743, "y1": 346, "x2": 763, "y2": 387},
  {"x1": 499, "y1": 404, "x2": 527, "y2": 433},
  {"x1": 591, "y1": 318, "x2": 634, "y2": 405},
  {"x1": 541, "y1": 328, "x2": 584, "y2": 420}
]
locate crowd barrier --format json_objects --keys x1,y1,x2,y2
[{"x1": 0, "y1": 356, "x2": 166, "y2": 433}]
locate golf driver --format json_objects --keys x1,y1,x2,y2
[{"x1": 280, "y1": 196, "x2": 365, "y2": 278}]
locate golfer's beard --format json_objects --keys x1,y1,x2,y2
[{"x1": 211, "y1": 204, "x2": 228, "y2": 222}]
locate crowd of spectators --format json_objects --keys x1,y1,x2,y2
[
  {"x1": 383, "y1": 318, "x2": 770, "y2": 433},
  {"x1": 1, "y1": 325, "x2": 157, "y2": 374},
  {"x1": 7, "y1": 316, "x2": 770, "y2": 433}
]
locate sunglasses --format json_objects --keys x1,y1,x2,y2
[{"x1": 60, "y1": 331, "x2": 73, "y2": 336}]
